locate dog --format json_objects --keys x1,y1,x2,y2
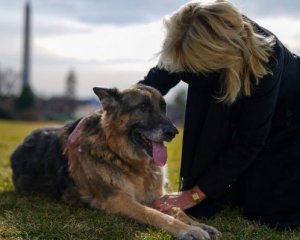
[{"x1": 10, "y1": 84, "x2": 220, "y2": 240}]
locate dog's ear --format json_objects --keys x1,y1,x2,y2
[{"x1": 93, "y1": 87, "x2": 121, "y2": 109}]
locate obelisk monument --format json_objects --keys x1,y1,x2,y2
[{"x1": 22, "y1": 1, "x2": 31, "y2": 88}]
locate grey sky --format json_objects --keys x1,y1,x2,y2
[
  {"x1": 2, "y1": 0, "x2": 300, "y2": 25},
  {"x1": 0, "y1": 0, "x2": 299, "y2": 99}
]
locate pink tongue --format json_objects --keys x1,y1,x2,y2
[{"x1": 152, "y1": 142, "x2": 167, "y2": 167}]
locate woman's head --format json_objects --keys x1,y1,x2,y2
[{"x1": 158, "y1": 0, "x2": 275, "y2": 104}]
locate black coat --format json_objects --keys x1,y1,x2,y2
[{"x1": 139, "y1": 21, "x2": 300, "y2": 227}]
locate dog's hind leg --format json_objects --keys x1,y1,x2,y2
[
  {"x1": 10, "y1": 128, "x2": 70, "y2": 199},
  {"x1": 91, "y1": 193, "x2": 212, "y2": 240},
  {"x1": 164, "y1": 207, "x2": 221, "y2": 240}
]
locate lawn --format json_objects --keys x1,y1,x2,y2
[{"x1": 0, "y1": 120, "x2": 299, "y2": 240}]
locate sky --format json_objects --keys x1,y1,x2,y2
[{"x1": 0, "y1": 0, "x2": 300, "y2": 100}]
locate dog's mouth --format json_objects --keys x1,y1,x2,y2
[{"x1": 132, "y1": 131, "x2": 167, "y2": 167}]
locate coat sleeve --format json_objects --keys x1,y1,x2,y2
[
  {"x1": 197, "y1": 51, "x2": 284, "y2": 199},
  {"x1": 138, "y1": 67, "x2": 181, "y2": 96}
]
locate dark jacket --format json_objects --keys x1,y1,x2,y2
[{"x1": 139, "y1": 21, "x2": 300, "y2": 227}]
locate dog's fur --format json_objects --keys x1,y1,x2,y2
[{"x1": 10, "y1": 84, "x2": 220, "y2": 240}]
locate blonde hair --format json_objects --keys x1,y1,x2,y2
[{"x1": 158, "y1": 0, "x2": 275, "y2": 104}]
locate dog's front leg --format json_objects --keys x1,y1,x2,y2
[
  {"x1": 92, "y1": 193, "x2": 211, "y2": 240},
  {"x1": 164, "y1": 207, "x2": 221, "y2": 240}
]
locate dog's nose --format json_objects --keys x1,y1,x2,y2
[{"x1": 162, "y1": 125, "x2": 179, "y2": 141}]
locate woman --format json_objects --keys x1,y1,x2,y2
[{"x1": 140, "y1": 0, "x2": 300, "y2": 227}]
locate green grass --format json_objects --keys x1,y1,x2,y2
[{"x1": 0, "y1": 120, "x2": 299, "y2": 239}]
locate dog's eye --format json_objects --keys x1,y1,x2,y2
[
  {"x1": 139, "y1": 102, "x2": 148, "y2": 111},
  {"x1": 160, "y1": 101, "x2": 166, "y2": 112}
]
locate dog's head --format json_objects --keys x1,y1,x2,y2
[{"x1": 93, "y1": 84, "x2": 178, "y2": 167}]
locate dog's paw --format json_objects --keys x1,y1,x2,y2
[
  {"x1": 187, "y1": 222, "x2": 221, "y2": 239},
  {"x1": 196, "y1": 224, "x2": 221, "y2": 239},
  {"x1": 177, "y1": 226, "x2": 211, "y2": 240}
]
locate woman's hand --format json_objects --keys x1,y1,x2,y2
[{"x1": 152, "y1": 186, "x2": 206, "y2": 212}]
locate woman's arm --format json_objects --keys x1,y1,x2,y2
[
  {"x1": 152, "y1": 78, "x2": 282, "y2": 209},
  {"x1": 139, "y1": 67, "x2": 181, "y2": 96},
  {"x1": 196, "y1": 51, "x2": 284, "y2": 199},
  {"x1": 152, "y1": 186, "x2": 207, "y2": 212}
]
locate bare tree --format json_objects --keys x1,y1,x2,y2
[{"x1": 0, "y1": 65, "x2": 20, "y2": 97}]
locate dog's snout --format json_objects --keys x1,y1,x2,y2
[{"x1": 162, "y1": 125, "x2": 179, "y2": 141}]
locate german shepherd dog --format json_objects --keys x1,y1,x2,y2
[{"x1": 10, "y1": 84, "x2": 220, "y2": 240}]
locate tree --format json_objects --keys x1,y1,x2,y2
[
  {"x1": 172, "y1": 88, "x2": 187, "y2": 113},
  {"x1": 167, "y1": 88, "x2": 187, "y2": 125},
  {"x1": 0, "y1": 65, "x2": 20, "y2": 97},
  {"x1": 15, "y1": 84, "x2": 36, "y2": 110}
]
